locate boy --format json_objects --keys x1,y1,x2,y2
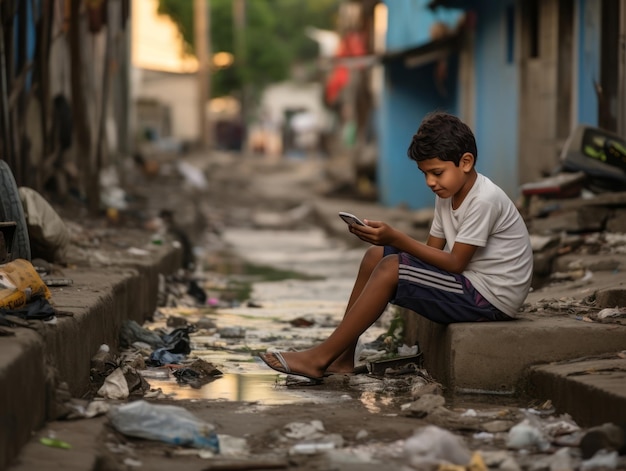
[{"x1": 259, "y1": 111, "x2": 533, "y2": 381}]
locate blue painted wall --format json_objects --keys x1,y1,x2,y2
[
  {"x1": 386, "y1": 0, "x2": 464, "y2": 51},
  {"x1": 577, "y1": 0, "x2": 600, "y2": 126},
  {"x1": 14, "y1": 0, "x2": 39, "y2": 89},
  {"x1": 378, "y1": 58, "x2": 458, "y2": 208},
  {"x1": 378, "y1": 0, "x2": 462, "y2": 209},
  {"x1": 470, "y1": 0, "x2": 519, "y2": 197}
]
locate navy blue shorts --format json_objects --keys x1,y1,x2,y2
[{"x1": 384, "y1": 246, "x2": 512, "y2": 324}]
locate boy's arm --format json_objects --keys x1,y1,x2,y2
[
  {"x1": 351, "y1": 220, "x2": 477, "y2": 274},
  {"x1": 426, "y1": 235, "x2": 446, "y2": 250}
]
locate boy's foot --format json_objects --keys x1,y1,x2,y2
[
  {"x1": 258, "y1": 351, "x2": 324, "y2": 382},
  {"x1": 325, "y1": 350, "x2": 356, "y2": 375},
  {"x1": 324, "y1": 364, "x2": 369, "y2": 376}
]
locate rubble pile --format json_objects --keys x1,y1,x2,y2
[{"x1": 524, "y1": 191, "x2": 626, "y2": 279}]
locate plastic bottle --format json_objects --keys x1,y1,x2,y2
[{"x1": 108, "y1": 400, "x2": 219, "y2": 451}]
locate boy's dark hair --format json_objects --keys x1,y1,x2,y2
[{"x1": 407, "y1": 111, "x2": 477, "y2": 166}]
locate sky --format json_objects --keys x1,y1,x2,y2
[{"x1": 131, "y1": 0, "x2": 198, "y2": 73}]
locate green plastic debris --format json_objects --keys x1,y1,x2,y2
[{"x1": 40, "y1": 437, "x2": 71, "y2": 449}]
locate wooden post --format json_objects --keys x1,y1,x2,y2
[
  {"x1": 194, "y1": 0, "x2": 211, "y2": 149},
  {"x1": 69, "y1": 0, "x2": 97, "y2": 214},
  {"x1": 233, "y1": 0, "x2": 246, "y2": 135}
]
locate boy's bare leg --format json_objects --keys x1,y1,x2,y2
[
  {"x1": 326, "y1": 246, "x2": 385, "y2": 373},
  {"x1": 261, "y1": 252, "x2": 398, "y2": 379}
]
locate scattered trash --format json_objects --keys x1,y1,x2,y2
[
  {"x1": 177, "y1": 160, "x2": 209, "y2": 190},
  {"x1": 0, "y1": 296, "x2": 56, "y2": 325},
  {"x1": 581, "y1": 450, "x2": 620, "y2": 470},
  {"x1": 404, "y1": 425, "x2": 472, "y2": 467},
  {"x1": 595, "y1": 307, "x2": 626, "y2": 320},
  {"x1": 19, "y1": 187, "x2": 70, "y2": 263},
  {"x1": 39, "y1": 437, "x2": 71, "y2": 449},
  {"x1": 148, "y1": 348, "x2": 186, "y2": 366},
  {"x1": 119, "y1": 320, "x2": 164, "y2": 349},
  {"x1": 108, "y1": 400, "x2": 219, "y2": 451},
  {"x1": 368, "y1": 353, "x2": 423, "y2": 376},
  {"x1": 506, "y1": 419, "x2": 550, "y2": 451},
  {"x1": 401, "y1": 393, "x2": 446, "y2": 418},
  {"x1": 0, "y1": 259, "x2": 51, "y2": 310},
  {"x1": 90, "y1": 344, "x2": 117, "y2": 388},
  {"x1": 172, "y1": 359, "x2": 223, "y2": 387},
  {"x1": 397, "y1": 344, "x2": 419, "y2": 356},
  {"x1": 64, "y1": 399, "x2": 110, "y2": 419},
  {"x1": 579, "y1": 423, "x2": 626, "y2": 459},
  {"x1": 289, "y1": 442, "x2": 335, "y2": 455},
  {"x1": 97, "y1": 368, "x2": 129, "y2": 400},
  {"x1": 216, "y1": 434, "x2": 249, "y2": 457},
  {"x1": 284, "y1": 420, "x2": 325, "y2": 441},
  {"x1": 217, "y1": 326, "x2": 246, "y2": 339},
  {"x1": 42, "y1": 278, "x2": 73, "y2": 287}
]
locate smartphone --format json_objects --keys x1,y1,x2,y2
[{"x1": 338, "y1": 211, "x2": 366, "y2": 226}]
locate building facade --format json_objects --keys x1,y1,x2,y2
[{"x1": 377, "y1": 0, "x2": 625, "y2": 209}]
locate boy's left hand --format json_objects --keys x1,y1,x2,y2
[{"x1": 349, "y1": 220, "x2": 398, "y2": 246}]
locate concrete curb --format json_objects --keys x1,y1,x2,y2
[
  {"x1": 411, "y1": 313, "x2": 626, "y2": 395},
  {"x1": 528, "y1": 357, "x2": 626, "y2": 427},
  {"x1": 0, "y1": 245, "x2": 181, "y2": 470}
]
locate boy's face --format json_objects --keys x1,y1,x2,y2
[{"x1": 417, "y1": 153, "x2": 474, "y2": 199}]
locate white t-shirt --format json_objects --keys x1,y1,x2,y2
[{"x1": 429, "y1": 173, "x2": 533, "y2": 317}]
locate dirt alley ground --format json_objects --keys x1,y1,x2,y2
[{"x1": 10, "y1": 152, "x2": 625, "y2": 471}]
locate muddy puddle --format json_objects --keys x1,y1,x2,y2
[{"x1": 143, "y1": 373, "x2": 340, "y2": 404}]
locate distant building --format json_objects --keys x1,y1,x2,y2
[{"x1": 131, "y1": 0, "x2": 199, "y2": 144}]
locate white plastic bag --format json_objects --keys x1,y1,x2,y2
[
  {"x1": 19, "y1": 187, "x2": 69, "y2": 262},
  {"x1": 108, "y1": 400, "x2": 219, "y2": 451}
]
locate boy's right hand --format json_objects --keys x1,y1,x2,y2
[{"x1": 349, "y1": 220, "x2": 400, "y2": 246}]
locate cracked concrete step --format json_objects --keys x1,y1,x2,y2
[
  {"x1": 0, "y1": 246, "x2": 181, "y2": 470},
  {"x1": 528, "y1": 356, "x2": 626, "y2": 427}
]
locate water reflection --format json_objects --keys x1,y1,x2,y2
[{"x1": 147, "y1": 373, "x2": 342, "y2": 405}]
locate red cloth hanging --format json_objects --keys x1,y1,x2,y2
[{"x1": 325, "y1": 32, "x2": 367, "y2": 106}]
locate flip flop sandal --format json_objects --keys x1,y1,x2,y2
[{"x1": 258, "y1": 351, "x2": 324, "y2": 383}]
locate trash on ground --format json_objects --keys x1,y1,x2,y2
[
  {"x1": 403, "y1": 425, "x2": 472, "y2": 468},
  {"x1": 39, "y1": 437, "x2": 71, "y2": 449},
  {"x1": 108, "y1": 400, "x2": 220, "y2": 451},
  {"x1": 0, "y1": 258, "x2": 51, "y2": 310},
  {"x1": 19, "y1": 187, "x2": 70, "y2": 263}
]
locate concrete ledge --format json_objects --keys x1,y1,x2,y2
[
  {"x1": 410, "y1": 313, "x2": 626, "y2": 394},
  {"x1": 0, "y1": 246, "x2": 181, "y2": 470},
  {"x1": 528, "y1": 357, "x2": 626, "y2": 428}
]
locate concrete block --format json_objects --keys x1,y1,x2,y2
[
  {"x1": 606, "y1": 209, "x2": 626, "y2": 233},
  {"x1": 413, "y1": 313, "x2": 626, "y2": 395},
  {"x1": 528, "y1": 358, "x2": 626, "y2": 427},
  {"x1": 533, "y1": 248, "x2": 558, "y2": 275},
  {"x1": 553, "y1": 254, "x2": 622, "y2": 273},
  {"x1": 531, "y1": 207, "x2": 610, "y2": 233},
  {"x1": 595, "y1": 287, "x2": 626, "y2": 308}
]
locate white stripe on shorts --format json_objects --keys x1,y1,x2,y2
[{"x1": 399, "y1": 264, "x2": 464, "y2": 294}]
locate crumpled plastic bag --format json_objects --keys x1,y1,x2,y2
[
  {"x1": 19, "y1": 187, "x2": 70, "y2": 263},
  {"x1": 108, "y1": 400, "x2": 219, "y2": 450},
  {"x1": 97, "y1": 367, "x2": 129, "y2": 400}
]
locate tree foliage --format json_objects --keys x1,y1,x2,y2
[{"x1": 157, "y1": 0, "x2": 339, "y2": 97}]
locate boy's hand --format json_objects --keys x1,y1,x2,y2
[{"x1": 348, "y1": 220, "x2": 398, "y2": 246}]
